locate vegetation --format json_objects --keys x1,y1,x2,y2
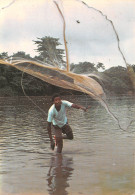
[
  {"x1": 0, "y1": 36, "x2": 134, "y2": 97},
  {"x1": 70, "y1": 62, "x2": 97, "y2": 73},
  {"x1": 103, "y1": 66, "x2": 133, "y2": 95},
  {"x1": 33, "y1": 36, "x2": 66, "y2": 68}
]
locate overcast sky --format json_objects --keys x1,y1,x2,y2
[{"x1": 0, "y1": 0, "x2": 135, "y2": 69}]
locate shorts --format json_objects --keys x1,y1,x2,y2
[{"x1": 53, "y1": 123, "x2": 73, "y2": 139}]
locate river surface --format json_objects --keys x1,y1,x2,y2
[{"x1": 0, "y1": 95, "x2": 135, "y2": 195}]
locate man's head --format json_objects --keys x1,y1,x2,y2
[{"x1": 52, "y1": 94, "x2": 62, "y2": 107}]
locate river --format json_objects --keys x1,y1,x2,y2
[{"x1": 0, "y1": 95, "x2": 135, "y2": 195}]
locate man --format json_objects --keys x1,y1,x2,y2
[{"x1": 47, "y1": 94, "x2": 88, "y2": 153}]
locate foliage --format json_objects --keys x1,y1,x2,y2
[
  {"x1": 131, "y1": 64, "x2": 135, "y2": 72},
  {"x1": 0, "y1": 76, "x2": 8, "y2": 88},
  {"x1": 33, "y1": 36, "x2": 66, "y2": 67},
  {"x1": 0, "y1": 52, "x2": 9, "y2": 59},
  {"x1": 0, "y1": 61, "x2": 133, "y2": 96},
  {"x1": 12, "y1": 51, "x2": 32, "y2": 60},
  {"x1": 0, "y1": 35, "x2": 134, "y2": 96},
  {"x1": 71, "y1": 61, "x2": 97, "y2": 74},
  {"x1": 103, "y1": 66, "x2": 133, "y2": 94},
  {"x1": 0, "y1": 63, "x2": 64, "y2": 96},
  {"x1": 127, "y1": 65, "x2": 135, "y2": 90},
  {"x1": 96, "y1": 62, "x2": 105, "y2": 70}
]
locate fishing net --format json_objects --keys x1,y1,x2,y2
[
  {"x1": 0, "y1": 58, "x2": 105, "y2": 100},
  {"x1": 0, "y1": 0, "x2": 134, "y2": 130}
]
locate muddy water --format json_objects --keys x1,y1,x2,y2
[{"x1": 0, "y1": 96, "x2": 135, "y2": 195}]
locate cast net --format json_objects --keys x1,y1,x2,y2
[{"x1": 0, "y1": 0, "x2": 134, "y2": 130}]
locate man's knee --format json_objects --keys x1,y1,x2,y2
[
  {"x1": 63, "y1": 124, "x2": 73, "y2": 140},
  {"x1": 67, "y1": 132, "x2": 73, "y2": 140}
]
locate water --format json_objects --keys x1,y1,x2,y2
[{"x1": 0, "y1": 96, "x2": 135, "y2": 195}]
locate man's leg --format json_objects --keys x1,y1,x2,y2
[
  {"x1": 62, "y1": 124, "x2": 73, "y2": 140},
  {"x1": 53, "y1": 126, "x2": 63, "y2": 153}
]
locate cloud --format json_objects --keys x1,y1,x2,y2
[{"x1": 0, "y1": 0, "x2": 134, "y2": 68}]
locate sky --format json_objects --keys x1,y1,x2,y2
[{"x1": 0, "y1": 0, "x2": 135, "y2": 69}]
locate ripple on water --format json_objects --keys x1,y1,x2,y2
[{"x1": 0, "y1": 96, "x2": 135, "y2": 195}]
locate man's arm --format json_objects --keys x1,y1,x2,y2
[
  {"x1": 47, "y1": 122, "x2": 55, "y2": 150},
  {"x1": 71, "y1": 103, "x2": 88, "y2": 111}
]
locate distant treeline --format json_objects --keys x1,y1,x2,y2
[
  {"x1": 0, "y1": 61, "x2": 134, "y2": 97},
  {"x1": 0, "y1": 36, "x2": 134, "y2": 97}
]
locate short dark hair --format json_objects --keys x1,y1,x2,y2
[{"x1": 52, "y1": 93, "x2": 60, "y2": 102}]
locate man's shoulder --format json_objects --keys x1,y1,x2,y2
[
  {"x1": 48, "y1": 104, "x2": 55, "y2": 113},
  {"x1": 62, "y1": 100, "x2": 73, "y2": 107},
  {"x1": 61, "y1": 100, "x2": 69, "y2": 105},
  {"x1": 62, "y1": 100, "x2": 70, "y2": 103}
]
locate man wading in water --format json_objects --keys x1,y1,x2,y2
[{"x1": 47, "y1": 94, "x2": 88, "y2": 153}]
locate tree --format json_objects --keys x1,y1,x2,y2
[
  {"x1": 12, "y1": 51, "x2": 32, "y2": 60},
  {"x1": 132, "y1": 64, "x2": 135, "y2": 72},
  {"x1": 33, "y1": 36, "x2": 65, "y2": 67},
  {"x1": 103, "y1": 66, "x2": 133, "y2": 94},
  {"x1": 70, "y1": 63, "x2": 75, "y2": 71},
  {"x1": 72, "y1": 61, "x2": 97, "y2": 74},
  {"x1": 0, "y1": 52, "x2": 9, "y2": 59},
  {"x1": 127, "y1": 65, "x2": 135, "y2": 91},
  {"x1": 96, "y1": 62, "x2": 105, "y2": 71}
]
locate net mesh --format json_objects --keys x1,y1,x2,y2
[
  {"x1": 0, "y1": 58, "x2": 105, "y2": 101},
  {"x1": 0, "y1": 0, "x2": 134, "y2": 130}
]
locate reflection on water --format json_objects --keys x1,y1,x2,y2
[
  {"x1": 0, "y1": 96, "x2": 135, "y2": 195},
  {"x1": 47, "y1": 154, "x2": 73, "y2": 195}
]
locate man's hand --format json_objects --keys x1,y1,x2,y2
[
  {"x1": 86, "y1": 105, "x2": 91, "y2": 111},
  {"x1": 81, "y1": 107, "x2": 87, "y2": 112},
  {"x1": 50, "y1": 140, "x2": 55, "y2": 150},
  {"x1": 80, "y1": 106, "x2": 91, "y2": 112}
]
